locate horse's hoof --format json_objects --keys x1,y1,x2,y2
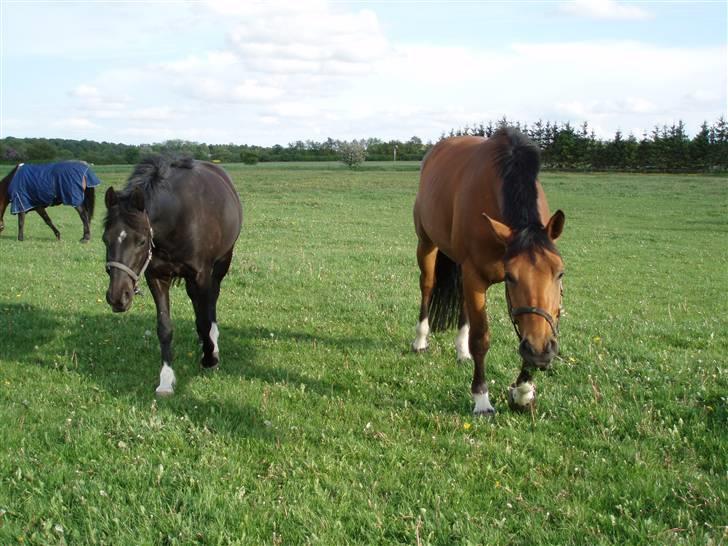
[
  {"x1": 80, "y1": 238, "x2": 89, "y2": 244},
  {"x1": 411, "y1": 343, "x2": 428, "y2": 353},
  {"x1": 201, "y1": 355, "x2": 220, "y2": 370},
  {"x1": 508, "y1": 382, "x2": 537, "y2": 412},
  {"x1": 473, "y1": 408, "x2": 496, "y2": 418},
  {"x1": 155, "y1": 386, "x2": 174, "y2": 397}
]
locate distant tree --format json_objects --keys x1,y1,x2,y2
[
  {"x1": 338, "y1": 140, "x2": 367, "y2": 168},
  {"x1": 240, "y1": 149, "x2": 259, "y2": 165},
  {"x1": 5, "y1": 147, "x2": 24, "y2": 162},
  {"x1": 124, "y1": 146, "x2": 140, "y2": 165},
  {"x1": 26, "y1": 141, "x2": 58, "y2": 161}
]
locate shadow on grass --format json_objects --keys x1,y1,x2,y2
[{"x1": 0, "y1": 302, "x2": 379, "y2": 437}]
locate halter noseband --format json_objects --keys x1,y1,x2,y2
[
  {"x1": 105, "y1": 216, "x2": 155, "y2": 295},
  {"x1": 504, "y1": 282, "x2": 561, "y2": 340}
]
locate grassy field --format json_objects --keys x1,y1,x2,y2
[{"x1": 0, "y1": 163, "x2": 726, "y2": 544}]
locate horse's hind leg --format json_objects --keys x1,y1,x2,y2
[
  {"x1": 75, "y1": 205, "x2": 90, "y2": 243},
  {"x1": 205, "y1": 250, "x2": 234, "y2": 367},
  {"x1": 17, "y1": 212, "x2": 25, "y2": 241},
  {"x1": 412, "y1": 237, "x2": 437, "y2": 352},
  {"x1": 186, "y1": 258, "x2": 230, "y2": 370},
  {"x1": 35, "y1": 208, "x2": 61, "y2": 240},
  {"x1": 455, "y1": 301, "x2": 471, "y2": 360}
]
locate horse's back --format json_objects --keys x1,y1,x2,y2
[
  {"x1": 415, "y1": 136, "x2": 503, "y2": 262},
  {"x1": 167, "y1": 161, "x2": 242, "y2": 256}
]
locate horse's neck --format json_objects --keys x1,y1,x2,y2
[{"x1": 0, "y1": 170, "x2": 12, "y2": 204}]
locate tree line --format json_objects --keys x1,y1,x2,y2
[{"x1": 1, "y1": 117, "x2": 726, "y2": 172}]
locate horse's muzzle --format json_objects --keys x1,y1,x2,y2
[
  {"x1": 107, "y1": 287, "x2": 133, "y2": 313},
  {"x1": 519, "y1": 338, "x2": 558, "y2": 370}
]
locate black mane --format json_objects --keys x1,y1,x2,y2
[
  {"x1": 125, "y1": 154, "x2": 194, "y2": 194},
  {"x1": 492, "y1": 127, "x2": 556, "y2": 258},
  {"x1": 104, "y1": 154, "x2": 194, "y2": 232},
  {"x1": 504, "y1": 223, "x2": 559, "y2": 261}
]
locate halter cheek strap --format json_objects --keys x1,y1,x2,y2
[
  {"x1": 106, "y1": 218, "x2": 155, "y2": 295},
  {"x1": 505, "y1": 282, "x2": 561, "y2": 340}
]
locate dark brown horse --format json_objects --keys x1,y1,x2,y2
[
  {"x1": 0, "y1": 162, "x2": 100, "y2": 242},
  {"x1": 102, "y1": 156, "x2": 242, "y2": 395},
  {"x1": 412, "y1": 128, "x2": 565, "y2": 416}
]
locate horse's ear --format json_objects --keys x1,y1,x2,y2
[
  {"x1": 105, "y1": 187, "x2": 117, "y2": 209},
  {"x1": 546, "y1": 210, "x2": 565, "y2": 241},
  {"x1": 131, "y1": 187, "x2": 145, "y2": 212},
  {"x1": 482, "y1": 213, "x2": 512, "y2": 245}
]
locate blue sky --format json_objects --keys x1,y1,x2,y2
[{"x1": 1, "y1": 0, "x2": 726, "y2": 145}]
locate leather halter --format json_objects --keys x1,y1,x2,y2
[
  {"x1": 504, "y1": 281, "x2": 561, "y2": 340},
  {"x1": 105, "y1": 216, "x2": 154, "y2": 295}
]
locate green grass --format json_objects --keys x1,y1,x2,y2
[{"x1": 0, "y1": 164, "x2": 726, "y2": 544}]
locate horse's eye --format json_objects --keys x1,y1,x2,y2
[
  {"x1": 505, "y1": 272, "x2": 516, "y2": 284},
  {"x1": 557, "y1": 271, "x2": 565, "y2": 281},
  {"x1": 137, "y1": 238, "x2": 147, "y2": 247}
]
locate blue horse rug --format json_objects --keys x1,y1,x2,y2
[{"x1": 9, "y1": 161, "x2": 102, "y2": 214}]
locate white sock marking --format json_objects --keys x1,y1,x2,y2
[
  {"x1": 209, "y1": 322, "x2": 219, "y2": 357},
  {"x1": 155, "y1": 362, "x2": 176, "y2": 395},
  {"x1": 412, "y1": 318, "x2": 430, "y2": 351},
  {"x1": 473, "y1": 392, "x2": 494, "y2": 414},
  {"x1": 456, "y1": 324, "x2": 471, "y2": 360},
  {"x1": 511, "y1": 382, "x2": 535, "y2": 407}
]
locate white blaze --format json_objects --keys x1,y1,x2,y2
[{"x1": 118, "y1": 230, "x2": 127, "y2": 244}]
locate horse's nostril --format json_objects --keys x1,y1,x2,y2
[{"x1": 519, "y1": 339, "x2": 535, "y2": 357}]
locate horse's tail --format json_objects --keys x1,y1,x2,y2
[
  {"x1": 428, "y1": 250, "x2": 463, "y2": 332},
  {"x1": 84, "y1": 186, "x2": 95, "y2": 220},
  {"x1": 495, "y1": 127, "x2": 542, "y2": 229}
]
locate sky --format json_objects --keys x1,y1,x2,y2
[{"x1": 1, "y1": 0, "x2": 726, "y2": 146}]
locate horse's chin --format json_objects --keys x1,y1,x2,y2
[{"x1": 110, "y1": 301, "x2": 132, "y2": 313}]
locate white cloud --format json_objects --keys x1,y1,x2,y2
[
  {"x1": 223, "y1": 2, "x2": 389, "y2": 75},
  {"x1": 129, "y1": 107, "x2": 176, "y2": 122},
  {"x1": 54, "y1": 118, "x2": 99, "y2": 130},
  {"x1": 70, "y1": 85, "x2": 100, "y2": 99},
  {"x1": 558, "y1": 0, "x2": 652, "y2": 21}
]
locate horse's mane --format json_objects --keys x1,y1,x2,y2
[
  {"x1": 104, "y1": 155, "x2": 194, "y2": 232},
  {"x1": 125, "y1": 154, "x2": 194, "y2": 194},
  {"x1": 492, "y1": 127, "x2": 558, "y2": 259}
]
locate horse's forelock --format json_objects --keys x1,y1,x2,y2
[
  {"x1": 103, "y1": 195, "x2": 148, "y2": 234},
  {"x1": 504, "y1": 224, "x2": 559, "y2": 263}
]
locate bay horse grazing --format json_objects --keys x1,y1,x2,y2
[
  {"x1": 412, "y1": 128, "x2": 565, "y2": 416},
  {"x1": 102, "y1": 156, "x2": 243, "y2": 395},
  {"x1": 0, "y1": 161, "x2": 100, "y2": 242}
]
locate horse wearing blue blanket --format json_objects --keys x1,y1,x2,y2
[{"x1": 0, "y1": 161, "x2": 101, "y2": 242}]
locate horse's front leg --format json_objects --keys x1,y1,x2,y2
[
  {"x1": 17, "y1": 212, "x2": 25, "y2": 241},
  {"x1": 148, "y1": 276, "x2": 176, "y2": 396},
  {"x1": 463, "y1": 267, "x2": 494, "y2": 416},
  {"x1": 36, "y1": 208, "x2": 61, "y2": 240},
  {"x1": 74, "y1": 205, "x2": 91, "y2": 243},
  {"x1": 508, "y1": 367, "x2": 537, "y2": 412}
]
